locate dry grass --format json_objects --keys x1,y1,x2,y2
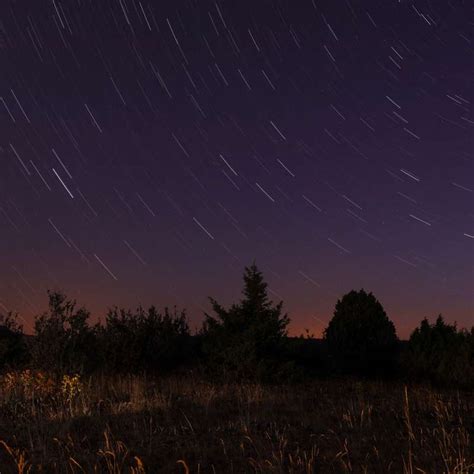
[{"x1": 0, "y1": 371, "x2": 472, "y2": 473}]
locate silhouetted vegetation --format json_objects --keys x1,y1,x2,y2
[
  {"x1": 403, "y1": 315, "x2": 474, "y2": 388},
  {"x1": 285, "y1": 334, "x2": 328, "y2": 377},
  {"x1": 201, "y1": 263, "x2": 292, "y2": 381},
  {"x1": 0, "y1": 312, "x2": 28, "y2": 370},
  {"x1": 0, "y1": 264, "x2": 473, "y2": 472},
  {"x1": 97, "y1": 305, "x2": 192, "y2": 373},
  {"x1": 0, "y1": 264, "x2": 472, "y2": 390},
  {"x1": 31, "y1": 291, "x2": 97, "y2": 375},
  {"x1": 324, "y1": 289, "x2": 399, "y2": 376}
]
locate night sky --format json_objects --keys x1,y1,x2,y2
[{"x1": 0, "y1": 0, "x2": 472, "y2": 337}]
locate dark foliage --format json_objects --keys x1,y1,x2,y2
[
  {"x1": 285, "y1": 336, "x2": 328, "y2": 376},
  {"x1": 31, "y1": 291, "x2": 98, "y2": 375},
  {"x1": 324, "y1": 289, "x2": 399, "y2": 375},
  {"x1": 97, "y1": 305, "x2": 192, "y2": 373},
  {"x1": 403, "y1": 315, "x2": 474, "y2": 388},
  {"x1": 3, "y1": 266, "x2": 472, "y2": 389},
  {"x1": 0, "y1": 312, "x2": 29, "y2": 370},
  {"x1": 201, "y1": 263, "x2": 292, "y2": 381}
]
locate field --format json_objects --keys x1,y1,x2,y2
[{"x1": 0, "y1": 372, "x2": 472, "y2": 473}]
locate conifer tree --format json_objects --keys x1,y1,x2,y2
[{"x1": 202, "y1": 263, "x2": 290, "y2": 380}]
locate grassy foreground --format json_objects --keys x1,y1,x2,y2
[{"x1": 0, "y1": 372, "x2": 472, "y2": 473}]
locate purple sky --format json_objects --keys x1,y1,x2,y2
[{"x1": 0, "y1": 0, "x2": 472, "y2": 337}]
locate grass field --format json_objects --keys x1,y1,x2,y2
[{"x1": 0, "y1": 372, "x2": 472, "y2": 473}]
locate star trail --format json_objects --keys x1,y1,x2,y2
[{"x1": 0, "y1": 0, "x2": 472, "y2": 336}]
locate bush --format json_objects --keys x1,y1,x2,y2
[
  {"x1": 201, "y1": 263, "x2": 291, "y2": 381},
  {"x1": 403, "y1": 316, "x2": 474, "y2": 388},
  {"x1": 324, "y1": 289, "x2": 398, "y2": 375},
  {"x1": 97, "y1": 305, "x2": 192, "y2": 373},
  {"x1": 0, "y1": 312, "x2": 29, "y2": 370},
  {"x1": 31, "y1": 291, "x2": 98, "y2": 375},
  {"x1": 285, "y1": 335, "x2": 328, "y2": 376}
]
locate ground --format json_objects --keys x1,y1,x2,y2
[{"x1": 0, "y1": 373, "x2": 472, "y2": 473}]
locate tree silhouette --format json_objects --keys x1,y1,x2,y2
[
  {"x1": 201, "y1": 263, "x2": 290, "y2": 380},
  {"x1": 324, "y1": 289, "x2": 398, "y2": 375},
  {"x1": 404, "y1": 315, "x2": 474, "y2": 387}
]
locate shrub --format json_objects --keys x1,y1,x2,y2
[
  {"x1": 324, "y1": 289, "x2": 398, "y2": 375},
  {"x1": 97, "y1": 305, "x2": 192, "y2": 373},
  {"x1": 31, "y1": 291, "x2": 98, "y2": 375},
  {"x1": 403, "y1": 316, "x2": 474, "y2": 388},
  {"x1": 0, "y1": 312, "x2": 29, "y2": 370},
  {"x1": 285, "y1": 335, "x2": 328, "y2": 376}
]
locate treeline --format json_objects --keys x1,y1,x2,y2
[{"x1": 0, "y1": 264, "x2": 473, "y2": 388}]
